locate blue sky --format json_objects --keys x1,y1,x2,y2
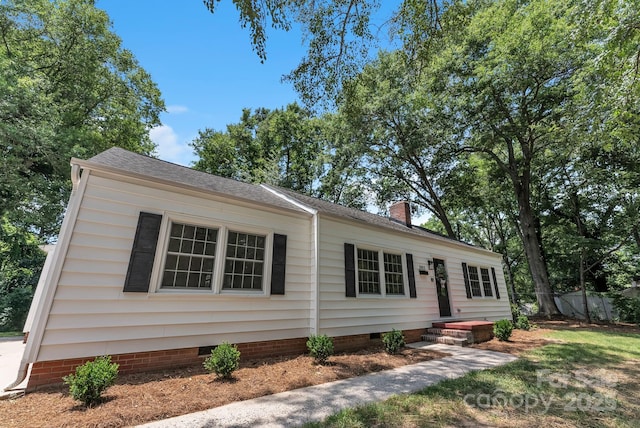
[{"x1": 98, "y1": 1, "x2": 306, "y2": 166}]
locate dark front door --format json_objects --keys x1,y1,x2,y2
[{"x1": 434, "y1": 258, "x2": 451, "y2": 317}]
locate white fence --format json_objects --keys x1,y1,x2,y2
[{"x1": 554, "y1": 292, "x2": 617, "y2": 321}]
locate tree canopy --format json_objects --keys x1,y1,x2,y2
[
  {"x1": 202, "y1": 0, "x2": 639, "y2": 315},
  {"x1": 0, "y1": 0, "x2": 164, "y2": 331}
]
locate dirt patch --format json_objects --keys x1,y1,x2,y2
[
  {"x1": 471, "y1": 327, "x2": 555, "y2": 356},
  {"x1": 0, "y1": 346, "x2": 446, "y2": 428}
]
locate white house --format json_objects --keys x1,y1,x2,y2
[{"x1": 8, "y1": 148, "x2": 511, "y2": 391}]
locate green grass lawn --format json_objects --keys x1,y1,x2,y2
[
  {"x1": 0, "y1": 331, "x2": 22, "y2": 338},
  {"x1": 305, "y1": 327, "x2": 640, "y2": 428}
]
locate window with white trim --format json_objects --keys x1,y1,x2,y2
[
  {"x1": 356, "y1": 247, "x2": 405, "y2": 296},
  {"x1": 222, "y1": 231, "x2": 266, "y2": 290},
  {"x1": 383, "y1": 253, "x2": 405, "y2": 295},
  {"x1": 467, "y1": 265, "x2": 482, "y2": 297},
  {"x1": 480, "y1": 268, "x2": 493, "y2": 297},
  {"x1": 357, "y1": 248, "x2": 380, "y2": 294},
  {"x1": 161, "y1": 223, "x2": 218, "y2": 289}
]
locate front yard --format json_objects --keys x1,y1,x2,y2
[
  {"x1": 307, "y1": 321, "x2": 640, "y2": 427},
  {"x1": 1, "y1": 321, "x2": 637, "y2": 428}
]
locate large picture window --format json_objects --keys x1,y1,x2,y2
[
  {"x1": 161, "y1": 223, "x2": 218, "y2": 289},
  {"x1": 355, "y1": 247, "x2": 405, "y2": 296},
  {"x1": 223, "y1": 231, "x2": 266, "y2": 290}
]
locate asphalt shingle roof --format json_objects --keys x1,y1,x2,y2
[
  {"x1": 84, "y1": 147, "x2": 307, "y2": 214},
  {"x1": 81, "y1": 148, "x2": 490, "y2": 253},
  {"x1": 264, "y1": 185, "x2": 482, "y2": 250}
]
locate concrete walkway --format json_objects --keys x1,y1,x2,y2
[
  {"x1": 139, "y1": 343, "x2": 518, "y2": 428},
  {"x1": 0, "y1": 337, "x2": 27, "y2": 399}
]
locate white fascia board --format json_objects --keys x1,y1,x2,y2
[{"x1": 22, "y1": 165, "x2": 90, "y2": 363}]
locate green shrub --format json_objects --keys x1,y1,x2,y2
[
  {"x1": 306, "y1": 334, "x2": 334, "y2": 364},
  {"x1": 493, "y1": 319, "x2": 513, "y2": 341},
  {"x1": 611, "y1": 294, "x2": 640, "y2": 325},
  {"x1": 63, "y1": 356, "x2": 119, "y2": 407},
  {"x1": 203, "y1": 342, "x2": 241, "y2": 378},
  {"x1": 382, "y1": 329, "x2": 405, "y2": 354},
  {"x1": 515, "y1": 315, "x2": 531, "y2": 330}
]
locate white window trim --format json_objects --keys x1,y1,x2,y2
[
  {"x1": 150, "y1": 212, "x2": 273, "y2": 296},
  {"x1": 466, "y1": 264, "x2": 495, "y2": 299},
  {"x1": 354, "y1": 245, "x2": 408, "y2": 298}
]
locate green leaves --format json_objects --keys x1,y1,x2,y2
[{"x1": 1, "y1": 0, "x2": 164, "y2": 239}]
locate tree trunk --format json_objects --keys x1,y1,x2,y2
[
  {"x1": 516, "y1": 191, "x2": 561, "y2": 316},
  {"x1": 502, "y1": 253, "x2": 518, "y2": 304},
  {"x1": 580, "y1": 249, "x2": 591, "y2": 323}
]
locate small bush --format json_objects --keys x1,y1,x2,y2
[
  {"x1": 203, "y1": 342, "x2": 241, "y2": 378},
  {"x1": 63, "y1": 356, "x2": 119, "y2": 407},
  {"x1": 493, "y1": 319, "x2": 513, "y2": 341},
  {"x1": 515, "y1": 315, "x2": 531, "y2": 330},
  {"x1": 382, "y1": 329, "x2": 405, "y2": 354},
  {"x1": 307, "y1": 334, "x2": 334, "y2": 364}
]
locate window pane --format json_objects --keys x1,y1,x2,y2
[
  {"x1": 168, "y1": 238, "x2": 181, "y2": 252},
  {"x1": 177, "y1": 256, "x2": 190, "y2": 271},
  {"x1": 193, "y1": 241, "x2": 205, "y2": 255},
  {"x1": 162, "y1": 271, "x2": 175, "y2": 287},
  {"x1": 183, "y1": 225, "x2": 195, "y2": 239},
  {"x1": 180, "y1": 239, "x2": 193, "y2": 254},
  {"x1": 195, "y1": 227, "x2": 207, "y2": 241},
  {"x1": 170, "y1": 223, "x2": 183, "y2": 238},
  {"x1": 175, "y1": 272, "x2": 187, "y2": 287},
  {"x1": 190, "y1": 257, "x2": 203, "y2": 271}
]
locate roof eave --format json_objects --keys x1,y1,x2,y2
[{"x1": 71, "y1": 158, "x2": 312, "y2": 218}]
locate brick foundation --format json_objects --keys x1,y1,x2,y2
[{"x1": 26, "y1": 328, "x2": 427, "y2": 391}]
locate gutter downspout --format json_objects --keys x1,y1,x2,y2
[{"x1": 4, "y1": 164, "x2": 89, "y2": 391}]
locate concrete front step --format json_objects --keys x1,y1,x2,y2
[
  {"x1": 426, "y1": 328, "x2": 473, "y2": 340},
  {"x1": 421, "y1": 334, "x2": 469, "y2": 347}
]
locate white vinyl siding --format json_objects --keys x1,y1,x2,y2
[
  {"x1": 36, "y1": 172, "x2": 313, "y2": 362},
  {"x1": 318, "y1": 216, "x2": 511, "y2": 337}
]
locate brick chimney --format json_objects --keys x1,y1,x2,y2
[{"x1": 389, "y1": 201, "x2": 412, "y2": 227}]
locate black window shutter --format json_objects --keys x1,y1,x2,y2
[
  {"x1": 491, "y1": 267, "x2": 501, "y2": 299},
  {"x1": 462, "y1": 262, "x2": 472, "y2": 299},
  {"x1": 271, "y1": 234, "x2": 287, "y2": 295},
  {"x1": 344, "y1": 243, "x2": 356, "y2": 297},
  {"x1": 406, "y1": 253, "x2": 417, "y2": 298},
  {"x1": 123, "y1": 212, "x2": 162, "y2": 292}
]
